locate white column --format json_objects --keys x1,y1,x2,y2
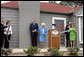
[
  {"x1": 19, "y1": 1, "x2": 40, "y2": 48},
  {"x1": 79, "y1": 17, "x2": 81, "y2": 42}
]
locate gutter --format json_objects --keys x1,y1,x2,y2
[
  {"x1": 1, "y1": 6, "x2": 18, "y2": 9},
  {"x1": 40, "y1": 10, "x2": 73, "y2": 15}
]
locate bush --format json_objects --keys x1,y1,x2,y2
[
  {"x1": 1, "y1": 48, "x2": 12, "y2": 56},
  {"x1": 48, "y1": 47, "x2": 62, "y2": 56},
  {"x1": 67, "y1": 47, "x2": 79, "y2": 56},
  {"x1": 24, "y1": 46, "x2": 39, "y2": 56}
]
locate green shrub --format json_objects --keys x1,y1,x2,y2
[
  {"x1": 24, "y1": 46, "x2": 39, "y2": 56},
  {"x1": 1, "y1": 48, "x2": 12, "y2": 56},
  {"x1": 67, "y1": 47, "x2": 79, "y2": 56},
  {"x1": 48, "y1": 47, "x2": 62, "y2": 56}
]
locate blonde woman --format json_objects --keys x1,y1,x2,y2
[{"x1": 4, "y1": 20, "x2": 12, "y2": 48}]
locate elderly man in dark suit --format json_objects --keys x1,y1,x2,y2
[
  {"x1": 1, "y1": 18, "x2": 7, "y2": 48},
  {"x1": 29, "y1": 19, "x2": 39, "y2": 47}
]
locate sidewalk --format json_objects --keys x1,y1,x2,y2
[{"x1": 9, "y1": 47, "x2": 83, "y2": 56}]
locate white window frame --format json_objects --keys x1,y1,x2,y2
[
  {"x1": 78, "y1": 16, "x2": 83, "y2": 44},
  {"x1": 52, "y1": 17, "x2": 66, "y2": 47},
  {"x1": 52, "y1": 17, "x2": 66, "y2": 29}
]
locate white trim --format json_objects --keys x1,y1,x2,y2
[
  {"x1": 80, "y1": 41, "x2": 83, "y2": 44},
  {"x1": 77, "y1": 15, "x2": 83, "y2": 16},
  {"x1": 52, "y1": 17, "x2": 66, "y2": 47},
  {"x1": 74, "y1": 14, "x2": 83, "y2": 16},
  {"x1": 52, "y1": 17, "x2": 66, "y2": 29},
  {"x1": 78, "y1": 17, "x2": 83, "y2": 44}
]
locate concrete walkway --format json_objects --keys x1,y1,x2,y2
[{"x1": 9, "y1": 47, "x2": 83, "y2": 56}]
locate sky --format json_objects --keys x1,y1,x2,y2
[
  {"x1": 1, "y1": 1, "x2": 61, "y2": 4},
  {"x1": 1, "y1": 1, "x2": 10, "y2": 4}
]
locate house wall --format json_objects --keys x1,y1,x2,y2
[
  {"x1": 1, "y1": 5, "x2": 83, "y2": 48},
  {"x1": 70, "y1": 15, "x2": 83, "y2": 48},
  {"x1": 40, "y1": 12, "x2": 71, "y2": 30},
  {"x1": 40, "y1": 12, "x2": 71, "y2": 47},
  {"x1": 1, "y1": 7, "x2": 19, "y2": 48},
  {"x1": 70, "y1": 7, "x2": 83, "y2": 48},
  {"x1": 74, "y1": 7, "x2": 83, "y2": 16},
  {"x1": 19, "y1": 1, "x2": 40, "y2": 48}
]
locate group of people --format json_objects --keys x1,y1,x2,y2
[
  {"x1": 1, "y1": 18, "x2": 76, "y2": 49},
  {"x1": 1, "y1": 18, "x2": 12, "y2": 48},
  {"x1": 29, "y1": 19, "x2": 48, "y2": 48},
  {"x1": 30, "y1": 19, "x2": 77, "y2": 48},
  {"x1": 65, "y1": 21, "x2": 76, "y2": 48}
]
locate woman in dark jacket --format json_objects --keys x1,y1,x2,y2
[{"x1": 1, "y1": 19, "x2": 7, "y2": 48}]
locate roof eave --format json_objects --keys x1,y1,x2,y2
[
  {"x1": 74, "y1": 7, "x2": 83, "y2": 13},
  {"x1": 40, "y1": 10, "x2": 73, "y2": 15},
  {"x1": 1, "y1": 6, "x2": 18, "y2": 9},
  {"x1": 1, "y1": 6, "x2": 73, "y2": 15}
]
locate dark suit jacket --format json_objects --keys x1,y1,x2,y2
[
  {"x1": 1, "y1": 23, "x2": 7, "y2": 36},
  {"x1": 65, "y1": 25, "x2": 72, "y2": 39},
  {"x1": 65, "y1": 25, "x2": 69, "y2": 34},
  {"x1": 29, "y1": 23, "x2": 38, "y2": 36}
]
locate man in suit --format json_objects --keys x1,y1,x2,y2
[
  {"x1": 1, "y1": 18, "x2": 7, "y2": 48},
  {"x1": 29, "y1": 19, "x2": 38, "y2": 47},
  {"x1": 65, "y1": 21, "x2": 72, "y2": 47}
]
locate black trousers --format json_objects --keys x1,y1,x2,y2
[
  {"x1": 1, "y1": 34, "x2": 4, "y2": 48},
  {"x1": 4, "y1": 34, "x2": 11, "y2": 48},
  {"x1": 31, "y1": 33, "x2": 37, "y2": 47},
  {"x1": 66, "y1": 34, "x2": 70, "y2": 47}
]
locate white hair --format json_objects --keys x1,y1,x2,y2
[{"x1": 41, "y1": 23, "x2": 46, "y2": 26}]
